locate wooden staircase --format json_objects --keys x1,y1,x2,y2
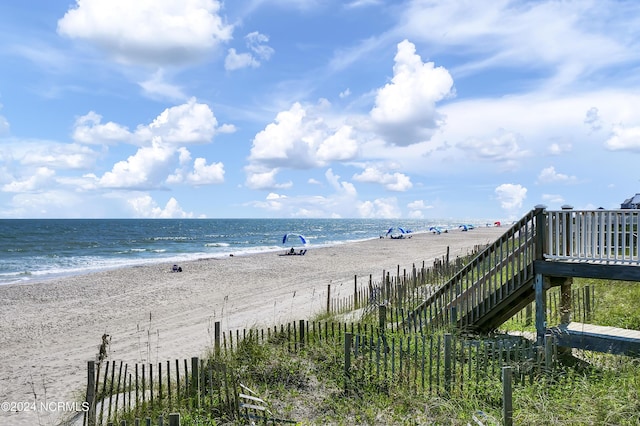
[{"x1": 406, "y1": 206, "x2": 640, "y2": 349}]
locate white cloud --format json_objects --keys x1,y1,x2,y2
[
  {"x1": 357, "y1": 197, "x2": 401, "y2": 218},
  {"x1": 584, "y1": 107, "x2": 603, "y2": 132},
  {"x1": 457, "y1": 130, "x2": 529, "y2": 169},
  {"x1": 246, "y1": 31, "x2": 274, "y2": 60},
  {"x1": 604, "y1": 124, "x2": 640, "y2": 151},
  {"x1": 139, "y1": 98, "x2": 218, "y2": 144},
  {"x1": 73, "y1": 111, "x2": 131, "y2": 145},
  {"x1": 316, "y1": 125, "x2": 358, "y2": 162},
  {"x1": 248, "y1": 102, "x2": 359, "y2": 175},
  {"x1": 99, "y1": 138, "x2": 175, "y2": 189},
  {"x1": 370, "y1": 39, "x2": 454, "y2": 146},
  {"x1": 0, "y1": 114, "x2": 9, "y2": 135},
  {"x1": 139, "y1": 69, "x2": 187, "y2": 101},
  {"x1": 2, "y1": 167, "x2": 55, "y2": 192},
  {"x1": 244, "y1": 168, "x2": 292, "y2": 190},
  {"x1": 21, "y1": 143, "x2": 97, "y2": 170},
  {"x1": 548, "y1": 142, "x2": 572, "y2": 155},
  {"x1": 225, "y1": 48, "x2": 260, "y2": 70},
  {"x1": 57, "y1": 0, "x2": 233, "y2": 66},
  {"x1": 168, "y1": 157, "x2": 225, "y2": 185},
  {"x1": 352, "y1": 166, "x2": 412, "y2": 192},
  {"x1": 495, "y1": 183, "x2": 527, "y2": 211},
  {"x1": 225, "y1": 32, "x2": 273, "y2": 71},
  {"x1": 537, "y1": 166, "x2": 577, "y2": 184},
  {"x1": 399, "y1": 1, "x2": 635, "y2": 89},
  {"x1": 126, "y1": 194, "x2": 193, "y2": 218}
]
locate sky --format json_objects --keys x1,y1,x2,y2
[{"x1": 1, "y1": 0, "x2": 639, "y2": 220}]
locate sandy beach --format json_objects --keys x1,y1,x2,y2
[{"x1": 0, "y1": 226, "x2": 505, "y2": 426}]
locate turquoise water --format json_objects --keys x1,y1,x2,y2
[{"x1": 0, "y1": 218, "x2": 481, "y2": 285}]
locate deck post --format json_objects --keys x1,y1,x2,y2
[
  {"x1": 534, "y1": 274, "x2": 547, "y2": 345},
  {"x1": 534, "y1": 204, "x2": 547, "y2": 261},
  {"x1": 559, "y1": 277, "x2": 572, "y2": 325}
]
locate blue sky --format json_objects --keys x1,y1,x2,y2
[{"x1": 1, "y1": 0, "x2": 639, "y2": 220}]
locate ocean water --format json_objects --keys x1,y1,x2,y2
[{"x1": 0, "y1": 218, "x2": 483, "y2": 286}]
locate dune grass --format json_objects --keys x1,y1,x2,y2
[{"x1": 106, "y1": 277, "x2": 640, "y2": 425}]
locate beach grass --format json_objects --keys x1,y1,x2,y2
[{"x1": 105, "y1": 276, "x2": 640, "y2": 425}]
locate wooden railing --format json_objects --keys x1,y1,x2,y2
[
  {"x1": 406, "y1": 207, "x2": 640, "y2": 333},
  {"x1": 405, "y1": 208, "x2": 542, "y2": 331},
  {"x1": 545, "y1": 209, "x2": 640, "y2": 264}
]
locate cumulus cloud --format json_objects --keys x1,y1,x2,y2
[
  {"x1": 57, "y1": 0, "x2": 233, "y2": 66},
  {"x1": 548, "y1": 142, "x2": 572, "y2": 155},
  {"x1": 99, "y1": 138, "x2": 175, "y2": 189},
  {"x1": 139, "y1": 98, "x2": 219, "y2": 144},
  {"x1": 352, "y1": 166, "x2": 412, "y2": 192},
  {"x1": 537, "y1": 166, "x2": 577, "y2": 184},
  {"x1": 246, "y1": 102, "x2": 360, "y2": 186},
  {"x1": 168, "y1": 157, "x2": 225, "y2": 185},
  {"x1": 495, "y1": 183, "x2": 527, "y2": 211},
  {"x1": 126, "y1": 194, "x2": 193, "y2": 218},
  {"x1": 370, "y1": 39, "x2": 454, "y2": 146},
  {"x1": 73, "y1": 111, "x2": 131, "y2": 145},
  {"x1": 225, "y1": 48, "x2": 260, "y2": 70},
  {"x1": 357, "y1": 197, "x2": 401, "y2": 218},
  {"x1": 604, "y1": 124, "x2": 640, "y2": 151},
  {"x1": 92, "y1": 99, "x2": 227, "y2": 190},
  {"x1": 244, "y1": 167, "x2": 292, "y2": 190}
]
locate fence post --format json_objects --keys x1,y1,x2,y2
[
  {"x1": 299, "y1": 319, "x2": 305, "y2": 349},
  {"x1": 344, "y1": 332, "x2": 352, "y2": 392},
  {"x1": 354, "y1": 275, "x2": 358, "y2": 307},
  {"x1": 215, "y1": 321, "x2": 221, "y2": 356},
  {"x1": 87, "y1": 361, "x2": 96, "y2": 426},
  {"x1": 545, "y1": 334, "x2": 554, "y2": 371},
  {"x1": 378, "y1": 304, "x2": 387, "y2": 332},
  {"x1": 327, "y1": 284, "x2": 331, "y2": 313},
  {"x1": 191, "y1": 357, "x2": 200, "y2": 409},
  {"x1": 584, "y1": 285, "x2": 592, "y2": 321},
  {"x1": 444, "y1": 333, "x2": 452, "y2": 395},
  {"x1": 502, "y1": 366, "x2": 513, "y2": 426},
  {"x1": 169, "y1": 413, "x2": 180, "y2": 426}
]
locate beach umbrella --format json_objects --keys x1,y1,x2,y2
[
  {"x1": 385, "y1": 227, "x2": 408, "y2": 238},
  {"x1": 282, "y1": 233, "x2": 307, "y2": 245},
  {"x1": 429, "y1": 226, "x2": 442, "y2": 235}
]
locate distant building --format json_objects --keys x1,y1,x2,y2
[{"x1": 621, "y1": 193, "x2": 640, "y2": 209}]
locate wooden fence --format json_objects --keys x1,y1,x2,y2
[{"x1": 86, "y1": 319, "x2": 558, "y2": 426}]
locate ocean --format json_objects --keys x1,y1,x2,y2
[{"x1": 0, "y1": 218, "x2": 486, "y2": 286}]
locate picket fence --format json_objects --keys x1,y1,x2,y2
[{"x1": 85, "y1": 320, "x2": 557, "y2": 426}]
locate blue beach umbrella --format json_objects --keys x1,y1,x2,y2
[{"x1": 282, "y1": 233, "x2": 307, "y2": 245}]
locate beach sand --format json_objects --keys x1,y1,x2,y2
[{"x1": 0, "y1": 226, "x2": 505, "y2": 425}]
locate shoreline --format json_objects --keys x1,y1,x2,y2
[{"x1": 0, "y1": 226, "x2": 505, "y2": 426}]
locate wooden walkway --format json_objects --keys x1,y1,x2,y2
[{"x1": 549, "y1": 322, "x2": 640, "y2": 356}]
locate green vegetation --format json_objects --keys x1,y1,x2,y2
[{"x1": 94, "y1": 277, "x2": 640, "y2": 425}]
